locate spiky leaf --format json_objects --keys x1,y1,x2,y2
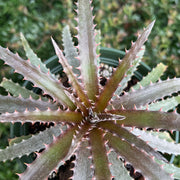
[
  {"x1": 140, "y1": 95, "x2": 180, "y2": 112},
  {"x1": 110, "y1": 109, "x2": 180, "y2": 131},
  {"x1": 51, "y1": 38, "x2": 91, "y2": 110},
  {"x1": 0, "y1": 110, "x2": 83, "y2": 124},
  {"x1": 20, "y1": 33, "x2": 51, "y2": 75},
  {"x1": 108, "y1": 150, "x2": 132, "y2": 180},
  {"x1": 89, "y1": 128, "x2": 111, "y2": 180},
  {"x1": 105, "y1": 132, "x2": 172, "y2": 180},
  {"x1": 73, "y1": 141, "x2": 93, "y2": 180},
  {"x1": 133, "y1": 63, "x2": 167, "y2": 90},
  {"x1": 78, "y1": 0, "x2": 99, "y2": 101},
  {"x1": 155, "y1": 159, "x2": 180, "y2": 179},
  {"x1": 62, "y1": 25, "x2": 80, "y2": 77},
  {"x1": 98, "y1": 121, "x2": 166, "y2": 162},
  {"x1": 95, "y1": 20, "x2": 155, "y2": 112},
  {"x1": 127, "y1": 127, "x2": 180, "y2": 155},
  {"x1": 20, "y1": 127, "x2": 75, "y2": 180},
  {"x1": 113, "y1": 45, "x2": 145, "y2": 98},
  {"x1": 1, "y1": 78, "x2": 41, "y2": 100},
  {"x1": 0, "y1": 95, "x2": 57, "y2": 113},
  {"x1": 113, "y1": 78, "x2": 180, "y2": 109},
  {"x1": 0, "y1": 46, "x2": 76, "y2": 110},
  {"x1": 0, "y1": 125, "x2": 61, "y2": 162}
]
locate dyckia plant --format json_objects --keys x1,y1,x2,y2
[{"x1": 1, "y1": 0, "x2": 180, "y2": 179}]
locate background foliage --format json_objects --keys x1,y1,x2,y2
[{"x1": 0, "y1": 0, "x2": 179, "y2": 179}]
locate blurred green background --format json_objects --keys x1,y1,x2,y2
[{"x1": 0, "y1": 0, "x2": 179, "y2": 179}]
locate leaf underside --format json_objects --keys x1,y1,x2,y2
[
  {"x1": 20, "y1": 33, "x2": 51, "y2": 75},
  {"x1": 0, "y1": 95, "x2": 57, "y2": 113},
  {"x1": 126, "y1": 127, "x2": 180, "y2": 155},
  {"x1": 113, "y1": 78, "x2": 180, "y2": 109},
  {"x1": 62, "y1": 25, "x2": 80, "y2": 77},
  {"x1": 155, "y1": 158, "x2": 180, "y2": 179},
  {"x1": 0, "y1": 125, "x2": 61, "y2": 162},
  {"x1": 1, "y1": 78, "x2": 41, "y2": 100},
  {"x1": 132, "y1": 63, "x2": 167, "y2": 90},
  {"x1": 108, "y1": 150, "x2": 132, "y2": 180},
  {"x1": 140, "y1": 95, "x2": 180, "y2": 112},
  {"x1": 73, "y1": 141, "x2": 93, "y2": 180}
]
